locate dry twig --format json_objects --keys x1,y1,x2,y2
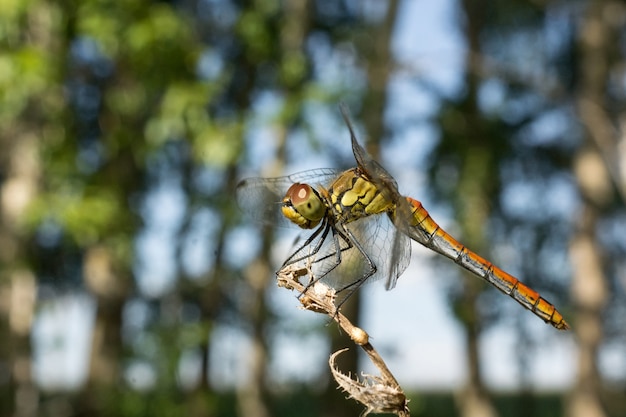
[{"x1": 277, "y1": 264, "x2": 410, "y2": 416}]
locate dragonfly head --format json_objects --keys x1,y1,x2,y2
[{"x1": 281, "y1": 183, "x2": 325, "y2": 229}]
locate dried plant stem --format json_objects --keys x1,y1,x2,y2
[{"x1": 277, "y1": 265, "x2": 410, "y2": 416}]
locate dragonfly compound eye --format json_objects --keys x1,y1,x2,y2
[{"x1": 281, "y1": 183, "x2": 325, "y2": 229}]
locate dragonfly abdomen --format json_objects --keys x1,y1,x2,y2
[
  {"x1": 508, "y1": 280, "x2": 569, "y2": 329},
  {"x1": 403, "y1": 197, "x2": 569, "y2": 330},
  {"x1": 457, "y1": 249, "x2": 569, "y2": 330}
]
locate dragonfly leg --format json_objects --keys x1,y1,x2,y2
[
  {"x1": 279, "y1": 218, "x2": 353, "y2": 292},
  {"x1": 281, "y1": 218, "x2": 330, "y2": 273},
  {"x1": 300, "y1": 225, "x2": 353, "y2": 292}
]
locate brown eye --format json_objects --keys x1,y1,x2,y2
[
  {"x1": 286, "y1": 183, "x2": 311, "y2": 205},
  {"x1": 284, "y1": 183, "x2": 325, "y2": 222}
]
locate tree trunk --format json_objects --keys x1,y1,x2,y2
[
  {"x1": 567, "y1": 1, "x2": 619, "y2": 416},
  {"x1": 567, "y1": 203, "x2": 607, "y2": 417},
  {"x1": 0, "y1": 127, "x2": 41, "y2": 417},
  {"x1": 79, "y1": 245, "x2": 129, "y2": 416},
  {"x1": 454, "y1": 1, "x2": 499, "y2": 416},
  {"x1": 453, "y1": 148, "x2": 498, "y2": 417}
]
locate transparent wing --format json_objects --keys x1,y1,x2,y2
[
  {"x1": 339, "y1": 104, "x2": 410, "y2": 289},
  {"x1": 235, "y1": 168, "x2": 341, "y2": 227},
  {"x1": 339, "y1": 104, "x2": 401, "y2": 200},
  {"x1": 341, "y1": 212, "x2": 411, "y2": 291}
]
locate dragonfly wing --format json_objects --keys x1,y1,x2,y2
[
  {"x1": 339, "y1": 104, "x2": 406, "y2": 209},
  {"x1": 284, "y1": 168, "x2": 343, "y2": 185},
  {"x1": 384, "y1": 218, "x2": 411, "y2": 290},
  {"x1": 236, "y1": 168, "x2": 341, "y2": 227},
  {"x1": 338, "y1": 105, "x2": 411, "y2": 289},
  {"x1": 236, "y1": 176, "x2": 290, "y2": 227},
  {"x1": 324, "y1": 212, "x2": 411, "y2": 291}
]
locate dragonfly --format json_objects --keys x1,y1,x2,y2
[{"x1": 236, "y1": 106, "x2": 569, "y2": 330}]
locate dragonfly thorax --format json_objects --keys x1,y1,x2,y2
[
  {"x1": 327, "y1": 169, "x2": 395, "y2": 223},
  {"x1": 281, "y1": 183, "x2": 327, "y2": 229}
]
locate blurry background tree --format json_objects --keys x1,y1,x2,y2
[{"x1": 0, "y1": 1, "x2": 625, "y2": 417}]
